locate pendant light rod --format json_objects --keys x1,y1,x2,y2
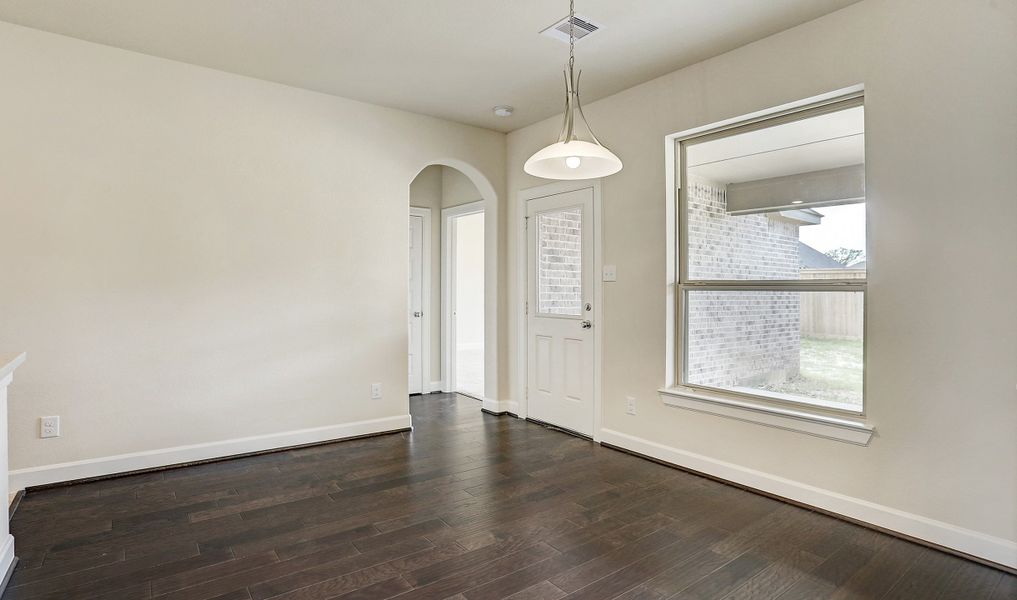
[
  {"x1": 557, "y1": 0, "x2": 602, "y2": 146},
  {"x1": 569, "y1": 0, "x2": 575, "y2": 70}
]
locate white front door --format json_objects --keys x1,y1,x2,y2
[
  {"x1": 526, "y1": 187, "x2": 595, "y2": 436},
  {"x1": 408, "y1": 215, "x2": 424, "y2": 394}
]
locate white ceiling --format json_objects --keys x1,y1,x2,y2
[
  {"x1": 687, "y1": 106, "x2": 865, "y2": 183},
  {"x1": 0, "y1": 0, "x2": 861, "y2": 132}
]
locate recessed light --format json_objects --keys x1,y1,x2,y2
[
  {"x1": 791, "y1": 200, "x2": 804, "y2": 204},
  {"x1": 493, "y1": 105, "x2": 514, "y2": 117}
]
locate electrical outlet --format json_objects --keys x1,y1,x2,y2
[
  {"x1": 371, "y1": 383, "x2": 382, "y2": 400},
  {"x1": 625, "y1": 396, "x2": 636, "y2": 416},
  {"x1": 40, "y1": 416, "x2": 60, "y2": 438}
]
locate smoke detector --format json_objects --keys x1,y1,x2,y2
[
  {"x1": 539, "y1": 14, "x2": 601, "y2": 44},
  {"x1": 493, "y1": 105, "x2": 514, "y2": 117}
]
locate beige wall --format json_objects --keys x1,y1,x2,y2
[
  {"x1": 0, "y1": 22, "x2": 505, "y2": 474},
  {"x1": 454, "y1": 213, "x2": 486, "y2": 347},
  {"x1": 442, "y1": 167, "x2": 484, "y2": 209},
  {"x1": 507, "y1": 0, "x2": 1016, "y2": 553}
]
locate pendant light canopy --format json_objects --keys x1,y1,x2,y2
[{"x1": 524, "y1": 0, "x2": 622, "y2": 180}]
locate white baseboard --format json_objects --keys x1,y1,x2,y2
[
  {"x1": 481, "y1": 398, "x2": 504, "y2": 413},
  {"x1": 9, "y1": 415, "x2": 412, "y2": 491},
  {"x1": 599, "y1": 427, "x2": 1017, "y2": 570},
  {"x1": 481, "y1": 398, "x2": 518, "y2": 415}
]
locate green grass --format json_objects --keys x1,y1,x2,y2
[{"x1": 763, "y1": 336, "x2": 863, "y2": 407}]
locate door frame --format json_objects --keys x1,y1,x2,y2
[
  {"x1": 515, "y1": 180, "x2": 603, "y2": 441},
  {"x1": 409, "y1": 206, "x2": 432, "y2": 394},
  {"x1": 442, "y1": 200, "x2": 486, "y2": 397}
]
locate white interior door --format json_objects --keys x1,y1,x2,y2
[
  {"x1": 526, "y1": 187, "x2": 595, "y2": 436},
  {"x1": 408, "y1": 215, "x2": 424, "y2": 394}
]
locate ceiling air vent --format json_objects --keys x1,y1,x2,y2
[{"x1": 540, "y1": 14, "x2": 601, "y2": 44}]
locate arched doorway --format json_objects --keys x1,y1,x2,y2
[{"x1": 407, "y1": 160, "x2": 497, "y2": 407}]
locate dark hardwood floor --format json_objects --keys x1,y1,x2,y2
[{"x1": 6, "y1": 393, "x2": 1013, "y2": 599}]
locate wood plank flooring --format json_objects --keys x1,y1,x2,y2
[{"x1": 6, "y1": 393, "x2": 1013, "y2": 599}]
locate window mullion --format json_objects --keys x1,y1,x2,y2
[{"x1": 681, "y1": 281, "x2": 866, "y2": 292}]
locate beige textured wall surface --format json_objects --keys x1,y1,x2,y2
[
  {"x1": 0, "y1": 21, "x2": 505, "y2": 471},
  {"x1": 506, "y1": 0, "x2": 1017, "y2": 543},
  {"x1": 441, "y1": 167, "x2": 484, "y2": 209}
]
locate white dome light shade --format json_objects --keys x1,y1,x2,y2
[{"x1": 524, "y1": 140, "x2": 623, "y2": 180}]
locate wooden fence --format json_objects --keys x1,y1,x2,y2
[{"x1": 800, "y1": 268, "x2": 865, "y2": 339}]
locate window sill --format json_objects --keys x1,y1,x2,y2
[{"x1": 658, "y1": 387, "x2": 874, "y2": 446}]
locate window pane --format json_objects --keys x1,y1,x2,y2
[
  {"x1": 537, "y1": 207, "x2": 582, "y2": 316},
  {"x1": 685, "y1": 290, "x2": 863, "y2": 411},
  {"x1": 798, "y1": 203, "x2": 866, "y2": 272},
  {"x1": 684, "y1": 105, "x2": 865, "y2": 280}
]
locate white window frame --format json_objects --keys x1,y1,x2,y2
[{"x1": 660, "y1": 86, "x2": 874, "y2": 445}]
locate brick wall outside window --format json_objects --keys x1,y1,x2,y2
[
  {"x1": 537, "y1": 207, "x2": 582, "y2": 316},
  {"x1": 685, "y1": 180, "x2": 801, "y2": 388}
]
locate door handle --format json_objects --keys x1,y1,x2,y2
[
  {"x1": 414, "y1": 311, "x2": 423, "y2": 318},
  {"x1": 579, "y1": 320, "x2": 592, "y2": 329}
]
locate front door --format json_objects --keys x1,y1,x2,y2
[
  {"x1": 408, "y1": 215, "x2": 424, "y2": 394},
  {"x1": 526, "y1": 187, "x2": 595, "y2": 436}
]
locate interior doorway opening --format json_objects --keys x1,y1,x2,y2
[
  {"x1": 446, "y1": 204, "x2": 485, "y2": 399},
  {"x1": 408, "y1": 165, "x2": 486, "y2": 400}
]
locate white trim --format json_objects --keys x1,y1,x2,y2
[
  {"x1": 0, "y1": 353, "x2": 22, "y2": 587},
  {"x1": 428, "y1": 380, "x2": 445, "y2": 394},
  {"x1": 664, "y1": 134, "x2": 678, "y2": 387},
  {"x1": 482, "y1": 398, "x2": 518, "y2": 415},
  {"x1": 9, "y1": 415, "x2": 412, "y2": 491},
  {"x1": 599, "y1": 428, "x2": 1017, "y2": 570},
  {"x1": 0, "y1": 353, "x2": 26, "y2": 383},
  {"x1": 663, "y1": 84, "x2": 866, "y2": 146},
  {"x1": 442, "y1": 200, "x2": 485, "y2": 396},
  {"x1": 409, "y1": 207, "x2": 432, "y2": 396},
  {"x1": 659, "y1": 387, "x2": 873, "y2": 446},
  {"x1": 515, "y1": 180, "x2": 603, "y2": 441},
  {"x1": 0, "y1": 533, "x2": 14, "y2": 595}
]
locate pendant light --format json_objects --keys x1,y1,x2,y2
[{"x1": 524, "y1": 0, "x2": 622, "y2": 180}]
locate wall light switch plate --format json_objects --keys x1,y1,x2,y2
[
  {"x1": 371, "y1": 383, "x2": 382, "y2": 400},
  {"x1": 40, "y1": 416, "x2": 60, "y2": 438},
  {"x1": 625, "y1": 396, "x2": 636, "y2": 415},
  {"x1": 602, "y1": 265, "x2": 617, "y2": 282}
]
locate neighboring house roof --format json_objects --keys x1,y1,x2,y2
[
  {"x1": 847, "y1": 258, "x2": 866, "y2": 269},
  {"x1": 799, "y1": 242, "x2": 846, "y2": 269}
]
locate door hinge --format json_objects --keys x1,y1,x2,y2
[{"x1": 525, "y1": 301, "x2": 529, "y2": 316}]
